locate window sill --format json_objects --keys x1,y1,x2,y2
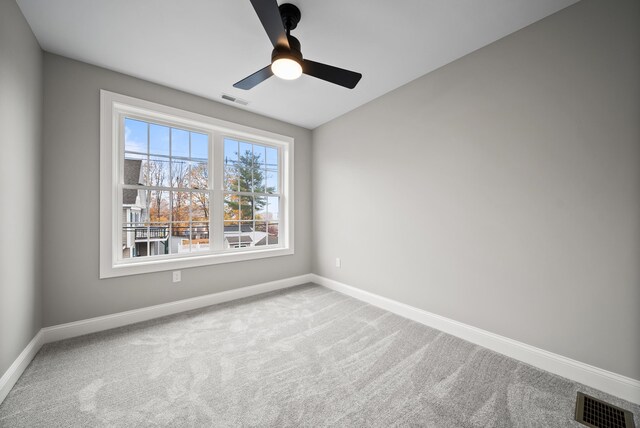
[{"x1": 100, "y1": 247, "x2": 294, "y2": 279}]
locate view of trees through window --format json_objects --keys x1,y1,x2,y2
[
  {"x1": 121, "y1": 117, "x2": 280, "y2": 259},
  {"x1": 223, "y1": 138, "x2": 280, "y2": 249}
]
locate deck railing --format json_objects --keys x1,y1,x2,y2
[{"x1": 122, "y1": 226, "x2": 169, "y2": 240}]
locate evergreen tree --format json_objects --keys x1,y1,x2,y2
[{"x1": 225, "y1": 150, "x2": 274, "y2": 221}]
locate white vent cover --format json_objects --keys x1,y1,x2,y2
[{"x1": 221, "y1": 94, "x2": 249, "y2": 106}]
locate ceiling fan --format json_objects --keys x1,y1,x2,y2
[{"x1": 233, "y1": 0, "x2": 362, "y2": 90}]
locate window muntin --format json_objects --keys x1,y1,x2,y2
[{"x1": 100, "y1": 90, "x2": 294, "y2": 278}]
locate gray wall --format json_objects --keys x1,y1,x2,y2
[
  {"x1": 41, "y1": 54, "x2": 312, "y2": 327},
  {"x1": 313, "y1": 0, "x2": 640, "y2": 380},
  {"x1": 0, "y1": 0, "x2": 43, "y2": 375}
]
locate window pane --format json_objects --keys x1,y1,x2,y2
[
  {"x1": 173, "y1": 223, "x2": 190, "y2": 254},
  {"x1": 267, "y1": 196, "x2": 279, "y2": 221},
  {"x1": 191, "y1": 132, "x2": 208, "y2": 162},
  {"x1": 224, "y1": 221, "x2": 239, "y2": 249},
  {"x1": 266, "y1": 147, "x2": 278, "y2": 170},
  {"x1": 239, "y1": 221, "x2": 254, "y2": 247},
  {"x1": 253, "y1": 165, "x2": 266, "y2": 193},
  {"x1": 153, "y1": 225, "x2": 171, "y2": 256},
  {"x1": 172, "y1": 191, "x2": 190, "y2": 223},
  {"x1": 171, "y1": 158, "x2": 189, "y2": 188},
  {"x1": 255, "y1": 221, "x2": 267, "y2": 233},
  {"x1": 191, "y1": 162, "x2": 208, "y2": 190},
  {"x1": 122, "y1": 188, "x2": 145, "y2": 214},
  {"x1": 266, "y1": 170, "x2": 278, "y2": 194},
  {"x1": 224, "y1": 138, "x2": 238, "y2": 166},
  {"x1": 253, "y1": 144, "x2": 266, "y2": 167},
  {"x1": 237, "y1": 157, "x2": 252, "y2": 192},
  {"x1": 224, "y1": 194, "x2": 239, "y2": 220},
  {"x1": 124, "y1": 156, "x2": 145, "y2": 186},
  {"x1": 131, "y1": 236, "x2": 150, "y2": 258},
  {"x1": 224, "y1": 166, "x2": 238, "y2": 192},
  {"x1": 122, "y1": 189, "x2": 146, "y2": 257},
  {"x1": 149, "y1": 124, "x2": 169, "y2": 156},
  {"x1": 122, "y1": 223, "x2": 135, "y2": 258},
  {"x1": 191, "y1": 192, "x2": 209, "y2": 222},
  {"x1": 267, "y1": 222, "x2": 279, "y2": 245},
  {"x1": 190, "y1": 222, "x2": 209, "y2": 253},
  {"x1": 254, "y1": 221, "x2": 268, "y2": 246},
  {"x1": 147, "y1": 223, "x2": 170, "y2": 255},
  {"x1": 172, "y1": 223, "x2": 189, "y2": 239},
  {"x1": 254, "y1": 196, "x2": 267, "y2": 220},
  {"x1": 148, "y1": 191, "x2": 170, "y2": 222},
  {"x1": 240, "y1": 196, "x2": 253, "y2": 220},
  {"x1": 125, "y1": 118, "x2": 147, "y2": 154},
  {"x1": 239, "y1": 141, "x2": 252, "y2": 161},
  {"x1": 171, "y1": 128, "x2": 189, "y2": 158},
  {"x1": 148, "y1": 156, "x2": 170, "y2": 187}
]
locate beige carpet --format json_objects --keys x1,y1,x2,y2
[{"x1": 1, "y1": 284, "x2": 638, "y2": 427}]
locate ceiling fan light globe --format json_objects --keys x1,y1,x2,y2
[{"x1": 271, "y1": 57, "x2": 302, "y2": 80}]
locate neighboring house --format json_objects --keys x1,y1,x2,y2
[
  {"x1": 223, "y1": 224, "x2": 277, "y2": 249},
  {"x1": 122, "y1": 159, "x2": 168, "y2": 258},
  {"x1": 225, "y1": 235, "x2": 253, "y2": 248}
]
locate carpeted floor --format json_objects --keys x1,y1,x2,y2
[{"x1": 1, "y1": 284, "x2": 638, "y2": 427}]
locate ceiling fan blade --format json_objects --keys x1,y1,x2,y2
[
  {"x1": 233, "y1": 65, "x2": 274, "y2": 90},
  {"x1": 302, "y1": 59, "x2": 362, "y2": 89},
  {"x1": 250, "y1": 0, "x2": 290, "y2": 49}
]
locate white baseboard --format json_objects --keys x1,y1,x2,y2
[
  {"x1": 311, "y1": 274, "x2": 640, "y2": 405},
  {"x1": 42, "y1": 274, "x2": 314, "y2": 343},
  {"x1": 0, "y1": 273, "x2": 312, "y2": 405},
  {"x1": 0, "y1": 330, "x2": 44, "y2": 405}
]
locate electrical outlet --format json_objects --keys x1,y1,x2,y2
[
  {"x1": 335, "y1": 258, "x2": 341, "y2": 268},
  {"x1": 172, "y1": 271, "x2": 181, "y2": 283}
]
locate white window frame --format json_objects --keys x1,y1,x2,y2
[{"x1": 100, "y1": 90, "x2": 294, "y2": 278}]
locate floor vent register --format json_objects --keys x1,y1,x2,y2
[{"x1": 575, "y1": 392, "x2": 635, "y2": 428}]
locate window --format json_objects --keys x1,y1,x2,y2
[
  {"x1": 223, "y1": 138, "x2": 281, "y2": 250},
  {"x1": 100, "y1": 91, "x2": 293, "y2": 278},
  {"x1": 121, "y1": 118, "x2": 211, "y2": 260}
]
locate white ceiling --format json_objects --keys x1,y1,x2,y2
[{"x1": 17, "y1": 0, "x2": 578, "y2": 129}]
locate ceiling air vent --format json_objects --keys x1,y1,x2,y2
[
  {"x1": 221, "y1": 94, "x2": 249, "y2": 106},
  {"x1": 575, "y1": 392, "x2": 635, "y2": 428}
]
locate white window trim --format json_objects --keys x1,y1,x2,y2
[{"x1": 100, "y1": 90, "x2": 294, "y2": 278}]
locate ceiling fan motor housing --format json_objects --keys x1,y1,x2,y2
[{"x1": 272, "y1": 35, "x2": 302, "y2": 64}]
